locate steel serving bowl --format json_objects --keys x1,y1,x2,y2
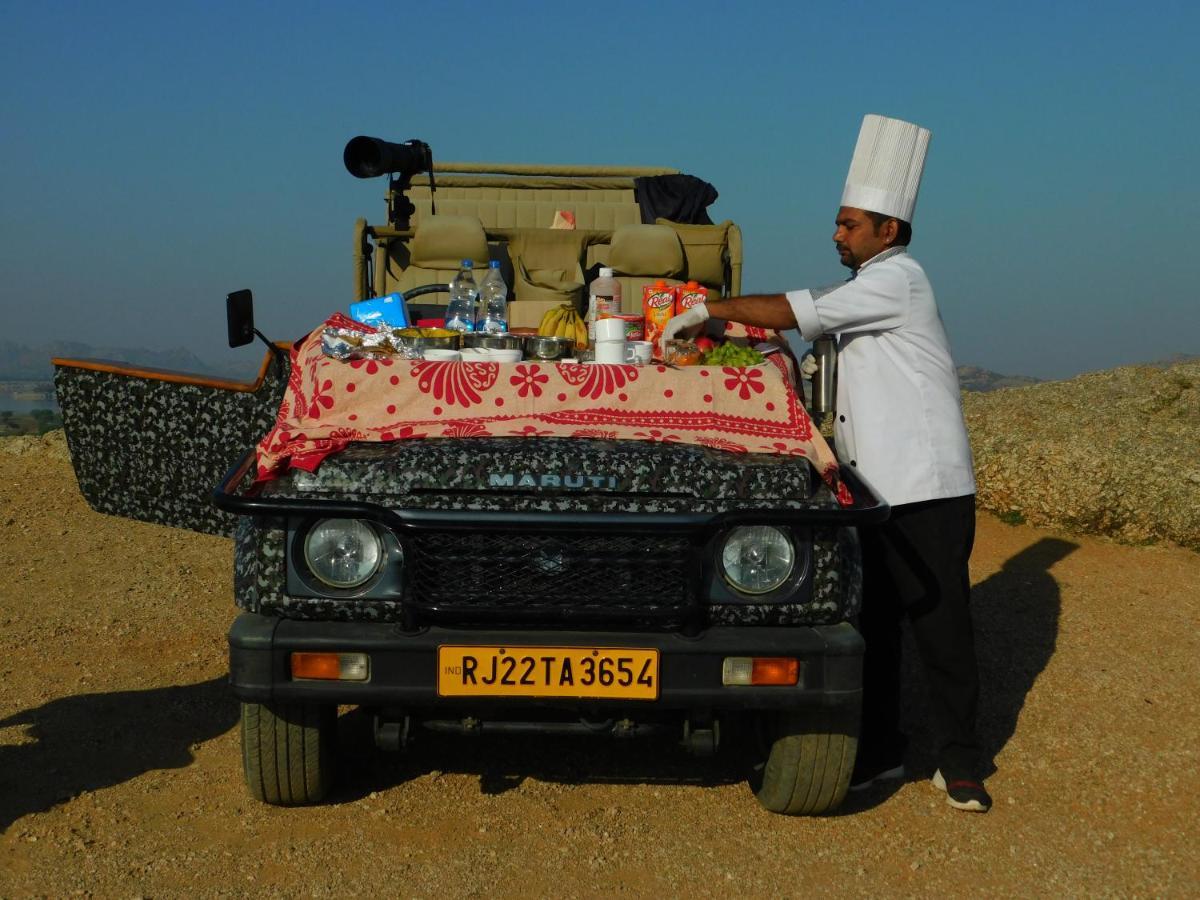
[
  {"x1": 462, "y1": 332, "x2": 524, "y2": 351},
  {"x1": 522, "y1": 335, "x2": 577, "y2": 360},
  {"x1": 391, "y1": 328, "x2": 462, "y2": 355}
]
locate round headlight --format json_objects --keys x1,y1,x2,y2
[
  {"x1": 304, "y1": 519, "x2": 383, "y2": 589},
  {"x1": 721, "y1": 526, "x2": 794, "y2": 595}
]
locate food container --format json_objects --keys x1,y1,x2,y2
[
  {"x1": 675, "y1": 282, "x2": 707, "y2": 316},
  {"x1": 664, "y1": 339, "x2": 703, "y2": 367},
  {"x1": 391, "y1": 327, "x2": 462, "y2": 357},
  {"x1": 607, "y1": 314, "x2": 645, "y2": 341},
  {"x1": 462, "y1": 332, "x2": 524, "y2": 351},
  {"x1": 522, "y1": 335, "x2": 576, "y2": 360},
  {"x1": 643, "y1": 281, "x2": 676, "y2": 350}
]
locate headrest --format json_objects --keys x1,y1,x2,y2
[
  {"x1": 608, "y1": 224, "x2": 685, "y2": 278},
  {"x1": 656, "y1": 219, "x2": 731, "y2": 286},
  {"x1": 410, "y1": 215, "x2": 489, "y2": 269}
]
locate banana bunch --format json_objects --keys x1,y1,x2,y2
[{"x1": 537, "y1": 303, "x2": 589, "y2": 350}]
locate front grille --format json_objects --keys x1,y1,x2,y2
[{"x1": 409, "y1": 530, "x2": 697, "y2": 622}]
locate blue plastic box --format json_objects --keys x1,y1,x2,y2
[{"x1": 349, "y1": 293, "x2": 409, "y2": 329}]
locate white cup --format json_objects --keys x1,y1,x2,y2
[
  {"x1": 594, "y1": 317, "x2": 626, "y2": 343},
  {"x1": 595, "y1": 340, "x2": 625, "y2": 364},
  {"x1": 624, "y1": 341, "x2": 653, "y2": 365}
]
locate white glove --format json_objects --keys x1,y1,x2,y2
[
  {"x1": 800, "y1": 352, "x2": 819, "y2": 378},
  {"x1": 659, "y1": 303, "x2": 710, "y2": 357}
]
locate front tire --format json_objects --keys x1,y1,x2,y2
[
  {"x1": 241, "y1": 701, "x2": 335, "y2": 805},
  {"x1": 749, "y1": 710, "x2": 858, "y2": 815}
]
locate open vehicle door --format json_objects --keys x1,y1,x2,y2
[{"x1": 53, "y1": 347, "x2": 288, "y2": 537}]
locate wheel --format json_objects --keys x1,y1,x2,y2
[
  {"x1": 241, "y1": 701, "x2": 335, "y2": 805},
  {"x1": 748, "y1": 710, "x2": 858, "y2": 815}
]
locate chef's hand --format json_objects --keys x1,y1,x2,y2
[
  {"x1": 800, "y1": 352, "x2": 819, "y2": 378},
  {"x1": 659, "y1": 304, "x2": 710, "y2": 358}
]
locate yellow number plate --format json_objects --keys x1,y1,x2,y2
[{"x1": 437, "y1": 646, "x2": 659, "y2": 700}]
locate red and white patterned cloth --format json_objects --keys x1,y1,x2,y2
[{"x1": 256, "y1": 315, "x2": 850, "y2": 504}]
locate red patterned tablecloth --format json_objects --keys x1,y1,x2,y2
[{"x1": 256, "y1": 316, "x2": 849, "y2": 504}]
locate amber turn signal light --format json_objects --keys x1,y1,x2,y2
[{"x1": 291, "y1": 652, "x2": 370, "y2": 681}]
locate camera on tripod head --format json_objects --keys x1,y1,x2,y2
[{"x1": 343, "y1": 136, "x2": 435, "y2": 227}]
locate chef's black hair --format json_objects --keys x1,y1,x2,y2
[{"x1": 865, "y1": 211, "x2": 912, "y2": 246}]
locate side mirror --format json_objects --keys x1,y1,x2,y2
[{"x1": 227, "y1": 290, "x2": 255, "y2": 348}]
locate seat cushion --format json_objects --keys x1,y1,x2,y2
[
  {"x1": 656, "y1": 219, "x2": 730, "y2": 286},
  {"x1": 608, "y1": 224, "x2": 686, "y2": 278},
  {"x1": 410, "y1": 215, "x2": 490, "y2": 268}
]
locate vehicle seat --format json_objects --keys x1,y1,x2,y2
[
  {"x1": 657, "y1": 219, "x2": 732, "y2": 297},
  {"x1": 606, "y1": 224, "x2": 687, "y2": 314},
  {"x1": 505, "y1": 228, "x2": 591, "y2": 327},
  {"x1": 384, "y1": 215, "x2": 491, "y2": 301}
]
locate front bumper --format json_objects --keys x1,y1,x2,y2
[{"x1": 228, "y1": 613, "x2": 863, "y2": 713}]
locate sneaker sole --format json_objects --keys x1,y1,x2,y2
[
  {"x1": 932, "y1": 769, "x2": 991, "y2": 813},
  {"x1": 849, "y1": 764, "x2": 905, "y2": 792}
]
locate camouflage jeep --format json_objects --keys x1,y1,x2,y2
[{"x1": 53, "y1": 141, "x2": 885, "y2": 816}]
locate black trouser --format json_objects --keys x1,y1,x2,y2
[{"x1": 858, "y1": 493, "x2": 980, "y2": 776}]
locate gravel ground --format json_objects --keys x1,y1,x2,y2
[
  {"x1": 1, "y1": 432, "x2": 1198, "y2": 897},
  {"x1": 964, "y1": 361, "x2": 1200, "y2": 550}
]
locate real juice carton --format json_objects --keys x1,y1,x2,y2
[
  {"x1": 642, "y1": 280, "x2": 676, "y2": 351},
  {"x1": 675, "y1": 281, "x2": 708, "y2": 316}
]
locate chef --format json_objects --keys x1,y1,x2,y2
[{"x1": 661, "y1": 114, "x2": 991, "y2": 812}]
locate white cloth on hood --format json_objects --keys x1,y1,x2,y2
[{"x1": 841, "y1": 114, "x2": 931, "y2": 224}]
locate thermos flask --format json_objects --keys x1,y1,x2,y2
[{"x1": 810, "y1": 335, "x2": 836, "y2": 422}]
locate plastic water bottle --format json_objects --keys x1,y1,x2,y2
[
  {"x1": 476, "y1": 260, "x2": 508, "y2": 334},
  {"x1": 444, "y1": 260, "x2": 478, "y2": 333}
]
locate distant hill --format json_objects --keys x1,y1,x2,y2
[
  {"x1": 963, "y1": 359, "x2": 1199, "y2": 550},
  {"x1": 0, "y1": 341, "x2": 219, "y2": 381},
  {"x1": 1148, "y1": 353, "x2": 1199, "y2": 368},
  {"x1": 956, "y1": 366, "x2": 1043, "y2": 392}
]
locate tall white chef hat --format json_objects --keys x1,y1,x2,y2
[{"x1": 840, "y1": 114, "x2": 931, "y2": 224}]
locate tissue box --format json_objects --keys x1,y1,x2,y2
[{"x1": 349, "y1": 293, "x2": 409, "y2": 329}]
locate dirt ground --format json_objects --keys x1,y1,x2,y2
[{"x1": 1, "y1": 433, "x2": 1197, "y2": 897}]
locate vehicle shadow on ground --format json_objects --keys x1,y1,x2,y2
[
  {"x1": 0, "y1": 676, "x2": 236, "y2": 833},
  {"x1": 332, "y1": 539, "x2": 1076, "y2": 812},
  {"x1": 332, "y1": 709, "x2": 748, "y2": 804}
]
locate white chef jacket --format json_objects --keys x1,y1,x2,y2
[{"x1": 785, "y1": 247, "x2": 975, "y2": 507}]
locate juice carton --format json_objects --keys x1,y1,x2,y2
[
  {"x1": 675, "y1": 281, "x2": 708, "y2": 316},
  {"x1": 642, "y1": 280, "x2": 676, "y2": 351}
]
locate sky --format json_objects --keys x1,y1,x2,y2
[{"x1": 2, "y1": 0, "x2": 1198, "y2": 381}]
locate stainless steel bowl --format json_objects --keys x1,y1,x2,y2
[
  {"x1": 391, "y1": 328, "x2": 462, "y2": 356},
  {"x1": 522, "y1": 335, "x2": 577, "y2": 360},
  {"x1": 462, "y1": 332, "x2": 524, "y2": 351}
]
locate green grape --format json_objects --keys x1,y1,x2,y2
[{"x1": 703, "y1": 342, "x2": 764, "y2": 366}]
